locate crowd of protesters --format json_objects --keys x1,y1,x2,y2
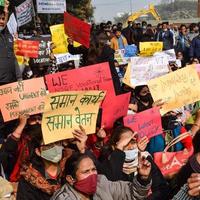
[{"x1": 1, "y1": 1, "x2": 200, "y2": 200}]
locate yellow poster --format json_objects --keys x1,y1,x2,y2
[
  {"x1": 140, "y1": 42, "x2": 163, "y2": 56},
  {"x1": 50, "y1": 24, "x2": 80, "y2": 54},
  {"x1": 148, "y1": 65, "x2": 200, "y2": 115},
  {"x1": 123, "y1": 63, "x2": 133, "y2": 88},
  {"x1": 42, "y1": 90, "x2": 106, "y2": 144}
]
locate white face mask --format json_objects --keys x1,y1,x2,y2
[
  {"x1": 124, "y1": 148, "x2": 139, "y2": 161},
  {"x1": 41, "y1": 145, "x2": 63, "y2": 163}
]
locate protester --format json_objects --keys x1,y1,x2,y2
[
  {"x1": 175, "y1": 24, "x2": 191, "y2": 63},
  {"x1": 98, "y1": 126, "x2": 170, "y2": 200},
  {"x1": 110, "y1": 28, "x2": 128, "y2": 50},
  {"x1": 157, "y1": 22, "x2": 174, "y2": 50},
  {"x1": 51, "y1": 152, "x2": 152, "y2": 200},
  {"x1": 0, "y1": 1, "x2": 21, "y2": 85}
]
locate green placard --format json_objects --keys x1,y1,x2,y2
[{"x1": 0, "y1": 0, "x2": 4, "y2": 6}]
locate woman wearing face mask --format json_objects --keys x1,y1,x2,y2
[
  {"x1": 98, "y1": 126, "x2": 169, "y2": 200},
  {"x1": 16, "y1": 125, "x2": 88, "y2": 200},
  {"x1": 133, "y1": 85, "x2": 153, "y2": 113},
  {"x1": 51, "y1": 152, "x2": 151, "y2": 200},
  {"x1": 0, "y1": 114, "x2": 45, "y2": 182},
  {"x1": 133, "y1": 85, "x2": 164, "y2": 113}
]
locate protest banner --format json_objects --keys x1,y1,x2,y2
[
  {"x1": 37, "y1": 0, "x2": 66, "y2": 14},
  {"x1": 15, "y1": 0, "x2": 34, "y2": 27},
  {"x1": 0, "y1": 0, "x2": 4, "y2": 6},
  {"x1": 123, "y1": 63, "x2": 133, "y2": 88},
  {"x1": 42, "y1": 90, "x2": 106, "y2": 144},
  {"x1": 101, "y1": 92, "x2": 131, "y2": 129},
  {"x1": 55, "y1": 53, "x2": 80, "y2": 65},
  {"x1": 153, "y1": 49, "x2": 176, "y2": 61},
  {"x1": 140, "y1": 42, "x2": 163, "y2": 56},
  {"x1": 50, "y1": 24, "x2": 80, "y2": 54},
  {"x1": 130, "y1": 55, "x2": 169, "y2": 86},
  {"x1": 14, "y1": 40, "x2": 40, "y2": 58},
  {"x1": 45, "y1": 62, "x2": 115, "y2": 95},
  {"x1": 64, "y1": 12, "x2": 91, "y2": 48},
  {"x1": 148, "y1": 65, "x2": 200, "y2": 115},
  {"x1": 0, "y1": 78, "x2": 47, "y2": 122},
  {"x1": 30, "y1": 37, "x2": 51, "y2": 65},
  {"x1": 123, "y1": 107, "x2": 162, "y2": 139},
  {"x1": 7, "y1": 13, "x2": 17, "y2": 37}
]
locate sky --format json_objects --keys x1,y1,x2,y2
[{"x1": 92, "y1": 0, "x2": 161, "y2": 22}]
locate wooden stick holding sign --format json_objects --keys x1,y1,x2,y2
[{"x1": 42, "y1": 90, "x2": 106, "y2": 144}]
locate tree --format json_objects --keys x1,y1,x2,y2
[{"x1": 66, "y1": 0, "x2": 94, "y2": 21}]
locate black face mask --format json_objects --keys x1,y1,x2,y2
[{"x1": 139, "y1": 93, "x2": 153, "y2": 103}]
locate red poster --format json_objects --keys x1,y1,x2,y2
[
  {"x1": 101, "y1": 92, "x2": 131, "y2": 129},
  {"x1": 64, "y1": 12, "x2": 91, "y2": 48},
  {"x1": 15, "y1": 40, "x2": 40, "y2": 58},
  {"x1": 123, "y1": 107, "x2": 162, "y2": 139},
  {"x1": 45, "y1": 62, "x2": 115, "y2": 95}
]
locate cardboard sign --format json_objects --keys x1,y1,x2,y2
[
  {"x1": 0, "y1": 0, "x2": 4, "y2": 6},
  {"x1": 130, "y1": 55, "x2": 169, "y2": 86},
  {"x1": 42, "y1": 90, "x2": 106, "y2": 144},
  {"x1": 37, "y1": 0, "x2": 66, "y2": 14},
  {"x1": 15, "y1": 40, "x2": 40, "y2": 58},
  {"x1": 50, "y1": 24, "x2": 80, "y2": 54},
  {"x1": 153, "y1": 49, "x2": 176, "y2": 61},
  {"x1": 0, "y1": 78, "x2": 47, "y2": 122},
  {"x1": 45, "y1": 62, "x2": 115, "y2": 94},
  {"x1": 15, "y1": 0, "x2": 33, "y2": 27},
  {"x1": 123, "y1": 63, "x2": 133, "y2": 88},
  {"x1": 7, "y1": 13, "x2": 17, "y2": 36},
  {"x1": 123, "y1": 107, "x2": 162, "y2": 139},
  {"x1": 148, "y1": 65, "x2": 200, "y2": 115},
  {"x1": 140, "y1": 42, "x2": 163, "y2": 56},
  {"x1": 114, "y1": 49, "x2": 128, "y2": 65},
  {"x1": 101, "y1": 92, "x2": 131, "y2": 129},
  {"x1": 64, "y1": 12, "x2": 91, "y2": 48},
  {"x1": 30, "y1": 37, "x2": 51, "y2": 64},
  {"x1": 55, "y1": 53, "x2": 80, "y2": 65}
]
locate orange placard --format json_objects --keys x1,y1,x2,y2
[
  {"x1": 0, "y1": 78, "x2": 47, "y2": 122},
  {"x1": 15, "y1": 40, "x2": 40, "y2": 58}
]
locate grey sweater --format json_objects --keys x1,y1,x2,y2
[{"x1": 51, "y1": 175, "x2": 151, "y2": 200}]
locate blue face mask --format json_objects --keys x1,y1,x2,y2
[{"x1": 124, "y1": 148, "x2": 139, "y2": 161}]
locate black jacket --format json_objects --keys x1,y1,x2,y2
[
  {"x1": 0, "y1": 29, "x2": 18, "y2": 84},
  {"x1": 98, "y1": 149, "x2": 170, "y2": 200}
]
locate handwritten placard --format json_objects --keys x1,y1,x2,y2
[
  {"x1": 148, "y1": 65, "x2": 200, "y2": 115},
  {"x1": 140, "y1": 42, "x2": 163, "y2": 56},
  {"x1": 130, "y1": 55, "x2": 169, "y2": 86},
  {"x1": 42, "y1": 90, "x2": 106, "y2": 144},
  {"x1": 123, "y1": 63, "x2": 133, "y2": 88},
  {"x1": 0, "y1": 78, "x2": 47, "y2": 122},
  {"x1": 45, "y1": 62, "x2": 115, "y2": 94},
  {"x1": 14, "y1": 40, "x2": 40, "y2": 58},
  {"x1": 50, "y1": 24, "x2": 80, "y2": 54},
  {"x1": 101, "y1": 92, "x2": 131, "y2": 129},
  {"x1": 64, "y1": 12, "x2": 91, "y2": 48},
  {"x1": 123, "y1": 107, "x2": 162, "y2": 139},
  {"x1": 31, "y1": 37, "x2": 51, "y2": 64}
]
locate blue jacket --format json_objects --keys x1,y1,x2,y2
[{"x1": 189, "y1": 35, "x2": 200, "y2": 59}]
